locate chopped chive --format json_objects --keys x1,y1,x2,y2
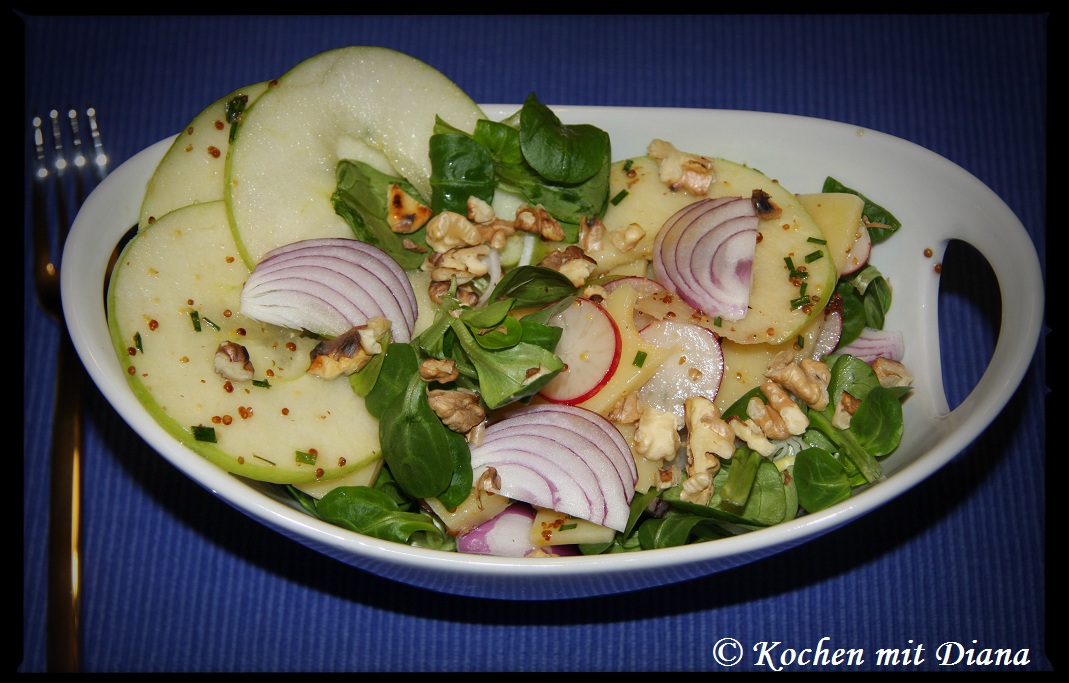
[
  {"x1": 252, "y1": 378, "x2": 271, "y2": 388},
  {"x1": 295, "y1": 450, "x2": 317, "y2": 466},
  {"x1": 796, "y1": 334, "x2": 804, "y2": 349},
  {"x1": 133, "y1": 331, "x2": 143, "y2": 353},
  {"x1": 784, "y1": 256, "x2": 795, "y2": 271},
  {"x1": 633, "y1": 350, "x2": 648, "y2": 367},
  {"x1": 610, "y1": 189, "x2": 629, "y2": 206},
  {"x1": 799, "y1": 282, "x2": 808, "y2": 296},
  {"x1": 804, "y1": 250, "x2": 824, "y2": 263},
  {"x1": 714, "y1": 316, "x2": 723, "y2": 326},
  {"x1": 190, "y1": 310, "x2": 202, "y2": 332},
  {"x1": 192, "y1": 425, "x2": 217, "y2": 443},
  {"x1": 806, "y1": 236, "x2": 827, "y2": 245},
  {"x1": 201, "y1": 316, "x2": 221, "y2": 331},
  {"x1": 790, "y1": 295, "x2": 811, "y2": 310},
  {"x1": 622, "y1": 159, "x2": 634, "y2": 172},
  {"x1": 559, "y1": 523, "x2": 578, "y2": 531}
]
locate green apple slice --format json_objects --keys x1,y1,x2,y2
[
  {"x1": 225, "y1": 46, "x2": 486, "y2": 267},
  {"x1": 595, "y1": 155, "x2": 837, "y2": 345},
  {"x1": 139, "y1": 81, "x2": 270, "y2": 231},
  {"x1": 108, "y1": 200, "x2": 382, "y2": 484}
]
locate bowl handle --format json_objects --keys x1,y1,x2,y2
[{"x1": 930, "y1": 202, "x2": 1043, "y2": 429}]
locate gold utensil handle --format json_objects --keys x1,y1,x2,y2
[{"x1": 46, "y1": 330, "x2": 83, "y2": 672}]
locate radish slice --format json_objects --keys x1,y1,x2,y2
[
  {"x1": 601, "y1": 276, "x2": 666, "y2": 296},
  {"x1": 838, "y1": 327, "x2": 905, "y2": 362},
  {"x1": 239, "y1": 237, "x2": 419, "y2": 342},
  {"x1": 652, "y1": 196, "x2": 759, "y2": 321},
  {"x1": 469, "y1": 404, "x2": 637, "y2": 531},
  {"x1": 538, "y1": 298, "x2": 622, "y2": 405},
  {"x1": 601, "y1": 276, "x2": 667, "y2": 329},
  {"x1": 810, "y1": 308, "x2": 843, "y2": 361},
  {"x1": 638, "y1": 319, "x2": 724, "y2": 417},
  {"x1": 840, "y1": 222, "x2": 873, "y2": 275}
]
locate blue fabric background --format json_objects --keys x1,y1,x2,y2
[{"x1": 17, "y1": 12, "x2": 1051, "y2": 672}]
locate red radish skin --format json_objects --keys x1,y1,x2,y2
[
  {"x1": 811, "y1": 308, "x2": 843, "y2": 360},
  {"x1": 840, "y1": 224, "x2": 873, "y2": 275},
  {"x1": 538, "y1": 298, "x2": 622, "y2": 405}
]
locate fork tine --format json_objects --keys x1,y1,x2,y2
[
  {"x1": 85, "y1": 106, "x2": 109, "y2": 182},
  {"x1": 65, "y1": 108, "x2": 89, "y2": 212},
  {"x1": 31, "y1": 114, "x2": 58, "y2": 289},
  {"x1": 47, "y1": 109, "x2": 72, "y2": 250}
]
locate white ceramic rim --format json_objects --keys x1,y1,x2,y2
[{"x1": 61, "y1": 106, "x2": 1044, "y2": 596}]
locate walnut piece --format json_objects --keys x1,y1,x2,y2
[
  {"x1": 728, "y1": 417, "x2": 777, "y2": 457},
  {"x1": 514, "y1": 204, "x2": 565, "y2": 242},
  {"x1": 427, "y1": 280, "x2": 481, "y2": 306},
  {"x1": 306, "y1": 317, "x2": 390, "y2": 380},
  {"x1": 419, "y1": 358, "x2": 460, "y2": 384},
  {"x1": 765, "y1": 350, "x2": 831, "y2": 411},
  {"x1": 681, "y1": 396, "x2": 732, "y2": 505},
  {"x1": 760, "y1": 381, "x2": 809, "y2": 435},
  {"x1": 609, "y1": 223, "x2": 646, "y2": 253},
  {"x1": 578, "y1": 215, "x2": 606, "y2": 253},
  {"x1": 746, "y1": 395, "x2": 792, "y2": 441},
  {"x1": 680, "y1": 470, "x2": 716, "y2": 506},
  {"x1": 428, "y1": 389, "x2": 487, "y2": 435},
  {"x1": 466, "y1": 195, "x2": 496, "y2": 224},
  {"x1": 465, "y1": 196, "x2": 516, "y2": 249},
  {"x1": 831, "y1": 391, "x2": 862, "y2": 429},
  {"x1": 751, "y1": 188, "x2": 782, "y2": 220},
  {"x1": 633, "y1": 407, "x2": 683, "y2": 463},
  {"x1": 684, "y1": 396, "x2": 734, "y2": 466},
  {"x1": 387, "y1": 183, "x2": 433, "y2": 234},
  {"x1": 872, "y1": 357, "x2": 914, "y2": 388},
  {"x1": 425, "y1": 211, "x2": 484, "y2": 253},
  {"x1": 607, "y1": 391, "x2": 643, "y2": 425},
  {"x1": 538, "y1": 245, "x2": 597, "y2": 287},
  {"x1": 214, "y1": 341, "x2": 255, "y2": 382},
  {"x1": 422, "y1": 245, "x2": 490, "y2": 284},
  {"x1": 647, "y1": 138, "x2": 715, "y2": 195}
]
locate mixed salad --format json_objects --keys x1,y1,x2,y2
[{"x1": 109, "y1": 46, "x2": 912, "y2": 558}]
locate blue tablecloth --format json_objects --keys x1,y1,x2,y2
[{"x1": 18, "y1": 13, "x2": 1051, "y2": 672}]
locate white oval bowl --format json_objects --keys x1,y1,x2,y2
[{"x1": 62, "y1": 106, "x2": 1044, "y2": 600}]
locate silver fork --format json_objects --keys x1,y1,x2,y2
[{"x1": 31, "y1": 106, "x2": 108, "y2": 673}]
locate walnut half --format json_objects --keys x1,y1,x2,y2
[{"x1": 306, "y1": 317, "x2": 390, "y2": 380}]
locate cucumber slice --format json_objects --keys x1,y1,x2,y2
[
  {"x1": 108, "y1": 200, "x2": 382, "y2": 484},
  {"x1": 139, "y1": 81, "x2": 270, "y2": 231},
  {"x1": 225, "y1": 46, "x2": 486, "y2": 267}
]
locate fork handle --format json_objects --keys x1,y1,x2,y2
[{"x1": 46, "y1": 329, "x2": 83, "y2": 673}]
